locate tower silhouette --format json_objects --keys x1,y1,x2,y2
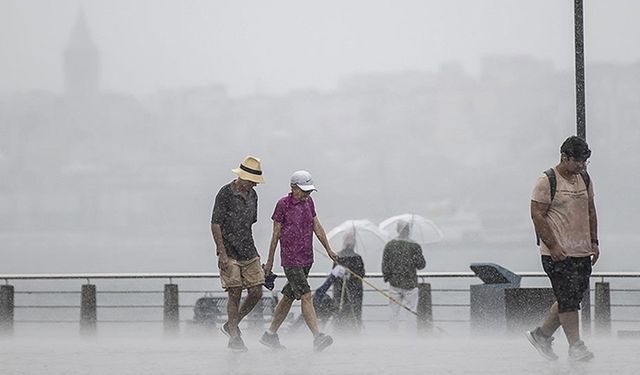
[{"x1": 64, "y1": 7, "x2": 100, "y2": 99}]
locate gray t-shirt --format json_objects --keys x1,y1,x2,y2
[{"x1": 211, "y1": 182, "x2": 259, "y2": 261}]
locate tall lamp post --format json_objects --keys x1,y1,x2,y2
[
  {"x1": 574, "y1": 0, "x2": 586, "y2": 140},
  {"x1": 576, "y1": 0, "x2": 592, "y2": 338}
]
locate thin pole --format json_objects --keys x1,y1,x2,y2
[{"x1": 575, "y1": 0, "x2": 586, "y2": 140}]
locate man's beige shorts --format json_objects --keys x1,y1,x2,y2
[{"x1": 220, "y1": 256, "x2": 265, "y2": 290}]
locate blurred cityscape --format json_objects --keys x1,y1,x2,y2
[{"x1": 2, "y1": 11, "x2": 639, "y2": 273}]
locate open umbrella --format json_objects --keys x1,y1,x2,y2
[
  {"x1": 325, "y1": 219, "x2": 389, "y2": 273},
  {"x1": 378, "y1": 213, "x2": 444, "y2": 246}
]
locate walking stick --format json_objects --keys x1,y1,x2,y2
[{"x1": 312, "y1": 234, "x2": 446, "y2": 333}]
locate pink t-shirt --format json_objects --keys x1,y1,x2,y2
[
  {"x1": 271, "y1": 193, "x2": 317, "y2": 267},
  {"x1": 531, "y1": 168, "x2": 594, "y2": 257}
]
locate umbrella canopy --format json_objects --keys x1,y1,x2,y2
[
  {"x1": 325, "y1": 219, "x2": 389, "y2": 273},
  {"x1": 378, "y1": 213, "x2": 444, "y2": 246}
]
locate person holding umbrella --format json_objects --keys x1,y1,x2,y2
[
  {"x1": 333, "y1": 232, "x2": 366, "y2": 332},
  {"x1": 260, "y1": 170, "x2": 338, "y2": 352},
  {"x1": 381, "y1": 220, "x2": 426, "y2": 331}
]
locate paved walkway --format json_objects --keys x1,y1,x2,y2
[{"x1": 1, "y1": 327, "x2": 637, "y2": 375}]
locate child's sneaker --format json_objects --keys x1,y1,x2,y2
[
  {"x1": 228, "y1": 335, "x2": 248, "y2": 352},
  {"x1": 259, "y1": 331, "x2": 286, "y2": 349}
]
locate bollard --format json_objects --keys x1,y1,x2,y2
[
  {"x1": 581, "y1": 285, "x2": 591, "y2": 337},
  {"x1": 0, "y1": 285, "x2": 14, "y2": 335},
  {"x1": 80, "y1": 284, "x2": 97, "y2": 335},
  {"x1": 594, "y1": 282, "x2": 611, "y2": 335},
  {"x1": 417, "y1": 283, "x2": 432, "y2": 333},
  {"x1": 164, "y1": 284, "x2": 180, "y2": 334}
]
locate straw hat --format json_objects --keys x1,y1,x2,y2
[{"x1": 232, "y1": 156, "x2": 265, "y2": 183}]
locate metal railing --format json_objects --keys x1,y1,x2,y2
[{"x1": 1, "y1": 272, "x2": 639, "y2": 335}]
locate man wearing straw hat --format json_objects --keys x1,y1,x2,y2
[
  {"x1": 260, "y1": 170, "x2": 338, "y2": 352},
  {"x1": 211, "y1": 156, "x2": 266, "y2": 352}
]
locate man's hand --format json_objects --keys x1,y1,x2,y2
[
  {"x1": 217, "y1": 252, "x2": 229, "y2": 271},
  {"x1": 591, "y1": 244, "x2": 600, "y2": 265},
  {"x1": 549, "y1": 245, "x2": 567, "y2": 262},
  {"x1": 263, "y1": 260, "x2": 273, "y2": 275},
  {"x1": 327, "y1": 249, "x2": 338, "y2": 263}
]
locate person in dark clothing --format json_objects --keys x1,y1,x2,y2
[
  {"x1": 211, "y1": 156, "x2": 266, "y2": 352},
  {"x1": 381, "y1": 220, "x2": 426, "y2": 330},
  {"x1": 332, "y1": 232, "x2": 365, "y2": 332},
  {"x1": 288, "y1": 265, "x2": 347, "y2": 332}
]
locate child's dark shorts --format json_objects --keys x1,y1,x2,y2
[{"x1": 282, "y1": 266, "x2": 312, "y2": 300}]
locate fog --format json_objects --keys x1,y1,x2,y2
[
  {"x1": 1, "y1": 1, "x2": 640, "y2": 275},
  {"x1": 3, "y1": 331, "x2": 640, "y2": 374}
]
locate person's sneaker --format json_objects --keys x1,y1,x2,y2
[
  {"x1": 228, "y1": 335, "x2": 248, "y2": 352},
  {"x1": 313, "y1": 333, "x2": 333, "y2": 352},
  {"x1": 220, "y1": 322, "x2": 241, "y2": 338},
  {"x1": 259, "y1": 331, "x2": 286, "y2": 349},
  {"x1": 568, "y1": 340, "x2": 594, "y2": 362},
  {"x1": 525, "y1": 327, "x2": 558, "y2": 361}
]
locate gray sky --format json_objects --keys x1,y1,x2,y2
[{"x1": 1, "y1": 0, "x2": 639, "y2": 96}]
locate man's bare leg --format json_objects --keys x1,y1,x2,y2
[
  {"x1": 559, "y1": 310, "x2": 580, "y2": 345},
  {"x1": 237, "y1": 285, "x2": 263, "y2": 321},
  {"x1": 540, "y1": 302, "x2": 561, "y2": 337},
  {"x1": 226, "y1": 287, "x2": 243, "y2": 336}
]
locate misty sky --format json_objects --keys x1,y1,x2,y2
[{"x1": 1, "y1": 0, "x2": 639, "y2": 96}]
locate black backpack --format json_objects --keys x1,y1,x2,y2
[{"x1": 535, "y1": 168, "x2": 591, "y2": 245}]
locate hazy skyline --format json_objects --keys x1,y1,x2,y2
[
  {"x1": 2, "y1": 0, "x2": 640, "y2": 97},
  {"x1": 2, "y1": 1, "x2": 640, "y2": 275}
]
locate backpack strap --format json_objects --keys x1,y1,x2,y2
[
  {"x1": 543, "y1": 168, "x2": 557, "y2": 201},
  {"x1": 536, "y1": 168, "x2": 557, "y2": 246},
  {"x1": 580, "y1": 170, "x2": 591, "y2": 190},
  {"x1": 536, "y1": 169, "x2": 591, "y2": 246}
]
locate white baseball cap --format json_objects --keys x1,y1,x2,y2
[{"x1": 290, "y1": 170, "x2": 316, "y2": 192}]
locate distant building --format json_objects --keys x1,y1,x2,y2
[{"x1": 64, "y1": 8, "x2": 100, "y2": 99}]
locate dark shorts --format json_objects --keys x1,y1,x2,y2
[
  {"x1": 281, "y1": 266, "x2": 312, "y2": 300},
  {"x1": 542, "y1": 255, "x2": 592, "y2": 313}
]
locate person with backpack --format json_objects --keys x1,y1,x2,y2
[{"x1": 526, "y1": 136, "x2": 600, "y2": 362}]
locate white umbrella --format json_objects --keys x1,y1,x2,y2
[
  {"x1": 378, "y1": 213, "x2": 444, "y2": 246},
  {"x1": 325, "y1": 219, "x2": 389, "y2": 273}
]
